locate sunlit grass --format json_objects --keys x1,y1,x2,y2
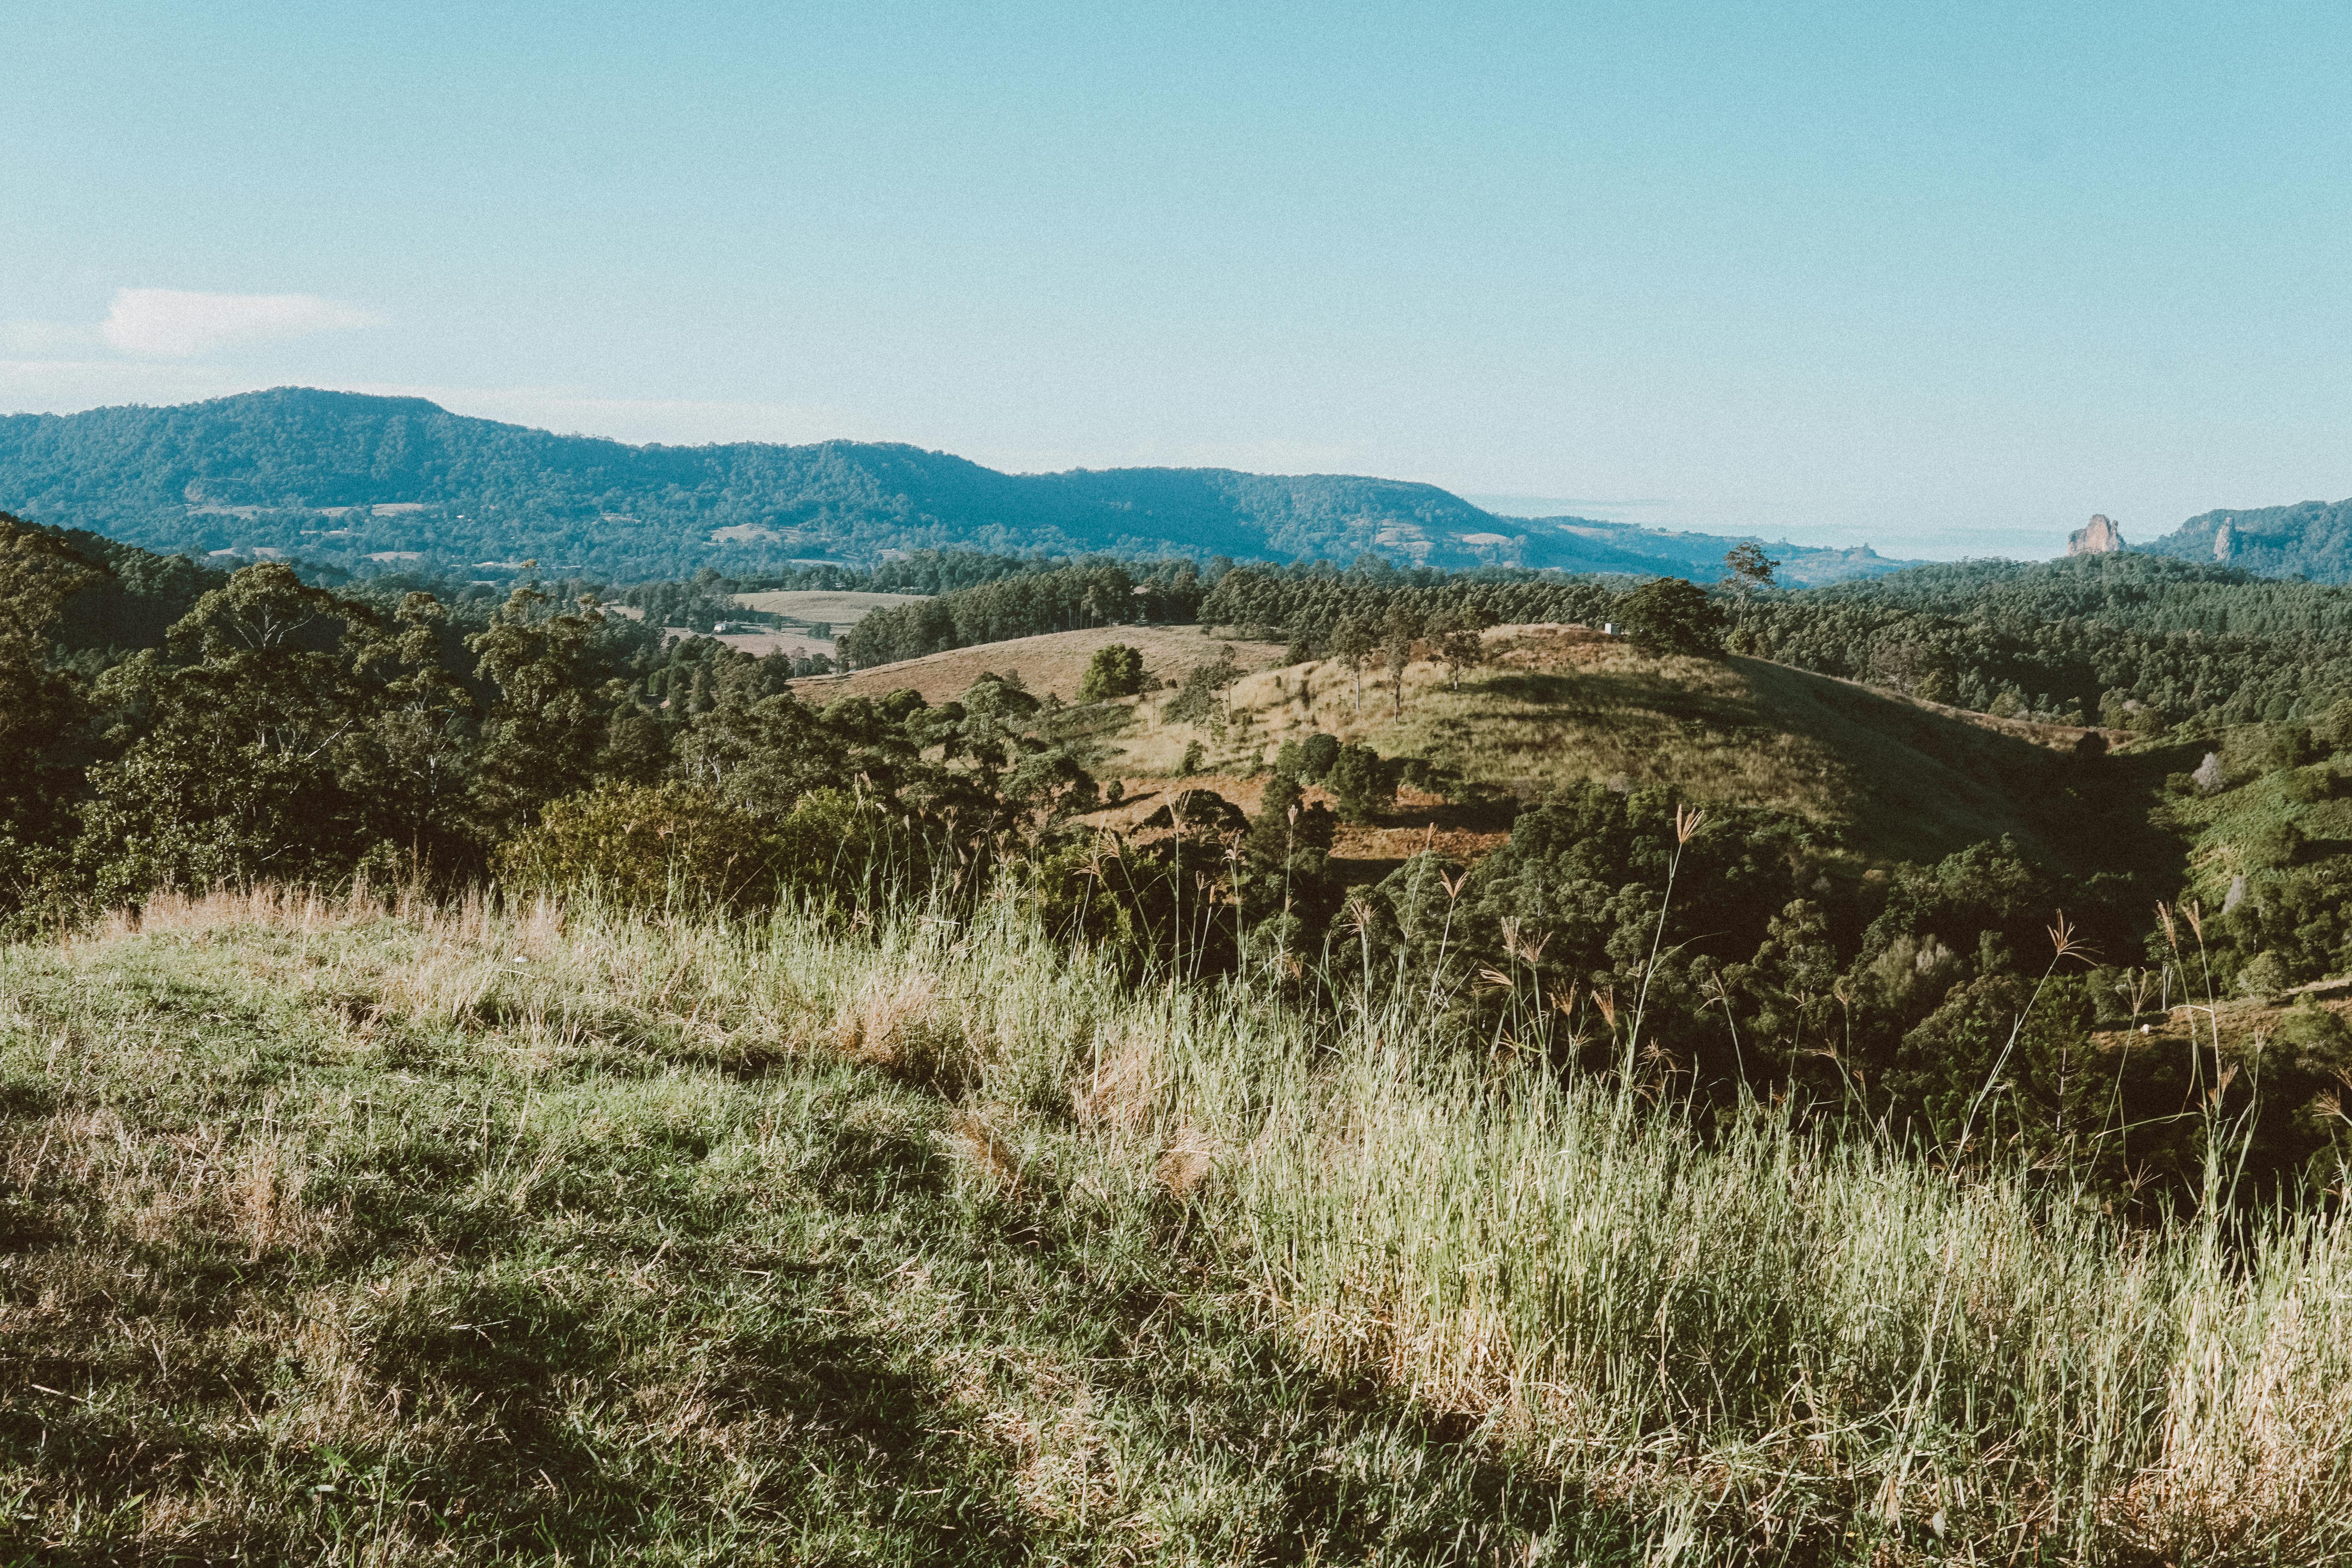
[{"x1": 4, "y1": 885, "x2": 2350, "y2": 1562}]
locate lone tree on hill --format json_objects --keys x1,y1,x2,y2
[
  {"x1": 1163, "y1": 647, "x2": 1240, "y2": 727},
  {"x1": 1616, "y1": 577, "x2": 1729, "y2": 659},
  {"x1": 1328, "y1": 613, "x2": 1376, "y2": 713},
  {"x1": 1324, "y1": 741, "x2": 1394, "y2": 822},
  {"x1": 1380, "y1": 602, "x2": 1425, "y2": 717},
  {"x1": 1078, "y1": 642, "x2": 1145, "y2": 702},
  {"x1": 1427, "y1": 608, "x2": 1489, "y2": 691},
  {"x1": 1722, "y1": 541, "x2": 1778, "y2": 599}
]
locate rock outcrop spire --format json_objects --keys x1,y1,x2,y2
[{"x1": 2067, "y1": 514, "x2": 2124, "y2": 555}]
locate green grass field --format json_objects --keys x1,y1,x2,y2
[{"x1": 6, "y1": 886, "x2": 2350, "y2": 1564}]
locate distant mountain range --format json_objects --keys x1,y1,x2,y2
[{"x1": 0, "y1": 388, "x2": 1913, "y2": 584}]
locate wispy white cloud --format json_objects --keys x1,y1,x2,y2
[{"x1": 100, "y1": 288, "x2": 380, "y2": 358}]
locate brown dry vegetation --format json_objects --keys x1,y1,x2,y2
[
  {"x1": 696, "y1": 627, "x2": 840, "y2": 658},
  {"x1": 1078, "y1": 777, "x2": 1510, "y2": 878},
  {"x1": 2096, "y1": 973, "x2": 2352, "y2": 1056}
]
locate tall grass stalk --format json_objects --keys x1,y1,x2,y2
[
  {"x1": 15, "y1": 882, "x2": 2352, "y2": 1561},
  {"x1": 1624, "y1": 803, "x2": 1702, "y2": 1076}
]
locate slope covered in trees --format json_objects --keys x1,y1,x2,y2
[
  {"x1": 2142, "y1": 497, "x2": 2352, "y2": 581},
  {"x1": 0, "y1": 388, "x2": 1913, "y2": 582}
]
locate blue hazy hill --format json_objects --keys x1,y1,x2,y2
[{"x1": 0, "y1": 388, "x2": 1913, "y2": 583}]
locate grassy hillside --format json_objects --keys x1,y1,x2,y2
[
  {"x1": 795, "y1": 623, "x2": 1287, "y2": 706},
  {"x1": 1105, "y1": 625, "x2": 2162, "y2": 871},
  {"x1": 5, "y1": 888, "x2": 2349, "y2": 1564}
]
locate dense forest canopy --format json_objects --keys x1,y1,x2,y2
[{"x1": 0, "y1": 388, "x2": 1913, "y2": 583}]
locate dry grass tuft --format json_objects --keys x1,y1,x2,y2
[
  {"x1": 831, "y1": 967, "x2": 982, "y2": 1093},
  {"x1": 1071, "y1": 1030, "x2": 1167, "y2": 1131},
  {"x1": 1152, "y1": 1130, "x2": 1216, "y2": 1198},
  {"x1": 8, "y1": 885, "x2": 2352, "y2": 1562},
  {"x1": 944, "y1": 1109, "x2": 1024, "y2": 1192}
]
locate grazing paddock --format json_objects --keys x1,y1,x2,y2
[
  {"x1": 1115, "y1": 624, "x2": 2152, "y2": 869},
  {"x1": 730, "y1": 589, "x2": 929, "y2": 627}
]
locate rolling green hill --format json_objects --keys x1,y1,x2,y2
[
  {"x1": 1098, "y1": 624, "x2": 2169, "y2": 875},
  {"x1": 0, "y1": 388, "x2": 1914, "y2": 583}
]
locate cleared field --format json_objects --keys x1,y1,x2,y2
[
  {"x1": 731, "y1": 590, "x2": 927, "y2": 626},
  {"x1": 693, "y1": 628, "x2": 836, "y2": 658},
  {"x1": 611, "y1": 605, "x2": 838, "y2": 659},
  {"x1": 793, "y1": 623, "x2": 1287, "y2": 705}
]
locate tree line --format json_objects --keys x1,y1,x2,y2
[
  {"x1": 0, "y1": 515, "x2": 1109, "y2": 924},
  {"x1": 837, "y1": 557, "x2": 1214, "y2": 666}
]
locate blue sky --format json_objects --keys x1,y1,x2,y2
[{"x1": 6, "y1": 2, "x2": 2350, "y2": 558}]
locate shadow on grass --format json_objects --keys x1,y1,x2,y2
[
  {"x1": 1732, "y1": 659, "x2": 2188, "y2": 877},
  {"x1": 1122, "y1": 1321, "x2": 1673, "y2": 1565},
  {"x1": 1451, "y1": 657, "x2": 2193, "y2": 929},
  {"x1": 1475, "y1": 668, "x2": 1763, "y2": 730},
  {"x1": 352, "y1": 1297, "x2": 1033, "y2": 1562}
]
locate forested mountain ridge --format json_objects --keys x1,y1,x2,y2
[
  {"x1": 2141, "y1": 497, "x2": 2352, "y2": 581},
  {"x1": 0, "y1": 387, "x2": 1911, "y2": 583}
]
